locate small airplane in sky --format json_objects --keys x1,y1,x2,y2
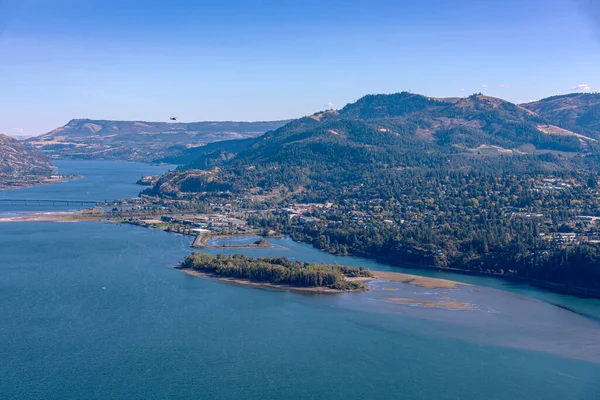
[{"x1": 170, "y1": 117, "x2": 177, "y2": 121}]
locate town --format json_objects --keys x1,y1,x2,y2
[{"x1": 96, "y1": 172, "x2": 600, "y2": 254}]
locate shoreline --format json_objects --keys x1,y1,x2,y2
[
  {"x1": 193, "y1": 233, "x2": 274, "y2": 249},
  {"x1": 374, "y1": 256, "x2": 600, "y2": 298},
  {"x1": 177, "y1": 266, "x2": 469, "y2": 294},
  {"x1": 294, "y1": 238, "x2": 600, "y2": 299},
  {"x1": 3, "y1": 207, "x2": 598, "y2": 298},
  {"x1": 0, "y1": 210, "x2": 103, "y2": 223},
  {"x1": 178, "y1": 268, "x2": 348, "y2": 294},
  {"x1": 0, "y1": 175, "x2": 80, "y2": 192},
  {"x1": 0, "y1": 211, "x2": 467, "y2": 294}
]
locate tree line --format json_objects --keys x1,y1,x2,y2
[{"x1": 181, "y1": 252, "x2": 371, "y2": 291}]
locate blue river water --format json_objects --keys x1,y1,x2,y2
[
  {"x1": 1, "y1": 161, "x2": 599, "y2": 399},
  {"x1": 0, "y1": 160, "x2": 175, "y2": 213}
]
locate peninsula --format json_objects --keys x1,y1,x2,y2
[
  {"x1": 180, "y1": 252, "x2": 372, "y2": 292},
  {"x1": 178, "y1": 252, "x2": 469, "y2": 294}
]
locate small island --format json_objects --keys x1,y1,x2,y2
[
  {"x1": 179, "y1": 252, "x2": 372, "y2": 292},
  {"x1": 254, "y1": 238, "x2": 270, "y2": 247}
]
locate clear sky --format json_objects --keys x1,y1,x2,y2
[{"x1": 1, "y1": 0, "x2": 599, "y2": 136}]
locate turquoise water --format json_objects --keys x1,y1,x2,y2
[{"x1": 1, "y1": 161, "x2": 599, "y2": 399}]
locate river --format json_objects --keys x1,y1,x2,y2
[{"x1": 1, "y1": 160, "x2": 599, "y2": 399}]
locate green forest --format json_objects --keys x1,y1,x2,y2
[
  {"x1": 248, "y1": 169, "x2": 600, "y2": 294},
  {"x1": 181, "y1": 252, "x2": 371, "y2": 291}
]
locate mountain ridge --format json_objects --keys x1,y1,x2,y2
[
  {"x1": 26, "y1": 118, "x2": 291, "y2": 162},
  {"x1": 145, "y1": 91, "x2": 600, "y2": 198},
  {"x1": 521, "y1": 92, "x2": 600, "y2": 136},
  {"x1": 0, "y1": 133, "x2": 54, "y2": 177}
]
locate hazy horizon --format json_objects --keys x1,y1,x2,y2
[
  {"x1": 3, "y1": 90, "x2": 598, "y2": 139},
  {"x1": 1, "y1": 0, "x2": 599, "y2": 136}
]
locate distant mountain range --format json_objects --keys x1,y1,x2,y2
[
  {"x1": 21, "y1": 92, "x2": 600, "y2": 173},
  {"x1": 0, "y1": 133, "x2": 54, "y2": 177},
  {"x1": 26, "y1": 119, "x2": 291, "y2": 162},
  {"x1": 147, "y1": 92, "x2": 600, "y2": 196}
]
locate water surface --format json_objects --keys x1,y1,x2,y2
[
  {"x1": 1, "y1": 161, "x2": 599, "y2": 399},
  {"x1": 0, "y1": 160, "x2": 174, "y2": 213}
]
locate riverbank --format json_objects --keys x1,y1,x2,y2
[
  {"x1": 115, "y1": 207, "x2": 600, "y2": 298},
  {"x1": 5, "y1": 202, "x2": 596, "y2": 298},
  {"x1": 193, "y1": 233, "x2": 273, "y2": 249},
  {"x1": 0, "y1": 174, "x2": 80, "y2": 191},
  {"x1": 289, "y1": 237, "x2": 600, "y2": 299},
  {"x1": 0, "y1": 208, "x2": 477, "y2": 292},
  {"x1": 375, "y1": 256, "x2": 600, "y2": 298}
]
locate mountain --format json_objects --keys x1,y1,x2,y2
[
  {"x1": 336, "y1": 92, "x2": 595, "y2": 151},
  {"x1": 0, "y1": 133, "x2": 54, "y2": 177},
  {"x1": 147, "y1": 92, "x2": 600, "y2": 198},
  {"x1": 145, "y1": 92, "x2": 600, "y2": 294},
  {"x1": 26, "y1": 119, "x2": 290, "y2": 162},
  {"x1": 522, "y1": 93, "x2": 600, "y2": 137},
  {"x1": 157, "y1": 137, "x2": 256, "y2": 167},
  {"x1": 242, "y1": 92, "x2": 595, "y2": 158}
]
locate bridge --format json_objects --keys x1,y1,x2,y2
[{"x1": 0, "y1": 199, "x2": 101, "y2": 207}]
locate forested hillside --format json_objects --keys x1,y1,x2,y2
[
  {"x1": 158, "y1": 137, "x2": 256, "y2": 167},
  {"x1": 144, "y1": 92, "x2": 600, "y2": 295},
  {"x1": 522, "y1": 93, "x2": 600, "y2": 138},
  {"x1": 148, "y1": 92, "x2": 598, "y2": 197}
]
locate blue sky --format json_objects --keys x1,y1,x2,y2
[{"x1": 1, "y1": 0, "x2": 599, "y2": 136}]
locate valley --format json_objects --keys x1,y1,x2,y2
[
  {"x1": 4, "y1": 91, "x2": 600, "y2": 296},
  {"x1": 6, "y1": 3, "x2": 600, "y2": 399},
  {"x1": 25, "y1": 119, "x2": 289, "y2": 162}
]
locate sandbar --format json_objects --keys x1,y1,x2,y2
[
  {"x1": 346, "y1": 271, "x2": 468, "y2": 289},
  {"x1": 369, "y1": 271, "x2": 468, "y2": 289},
  {"x1": 179, "y1": 266, "x2": 470, "y2": 294},
  {"x1": 0, "y1": 211, "x2": 101, "y2": 223},
  {"x1": 381, "y1": 296, "x2": 476, "y2": 310}
]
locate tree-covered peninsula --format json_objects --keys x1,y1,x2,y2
[{"x1": 180, "y1": 252, "x2": 372, "y2": 291}]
